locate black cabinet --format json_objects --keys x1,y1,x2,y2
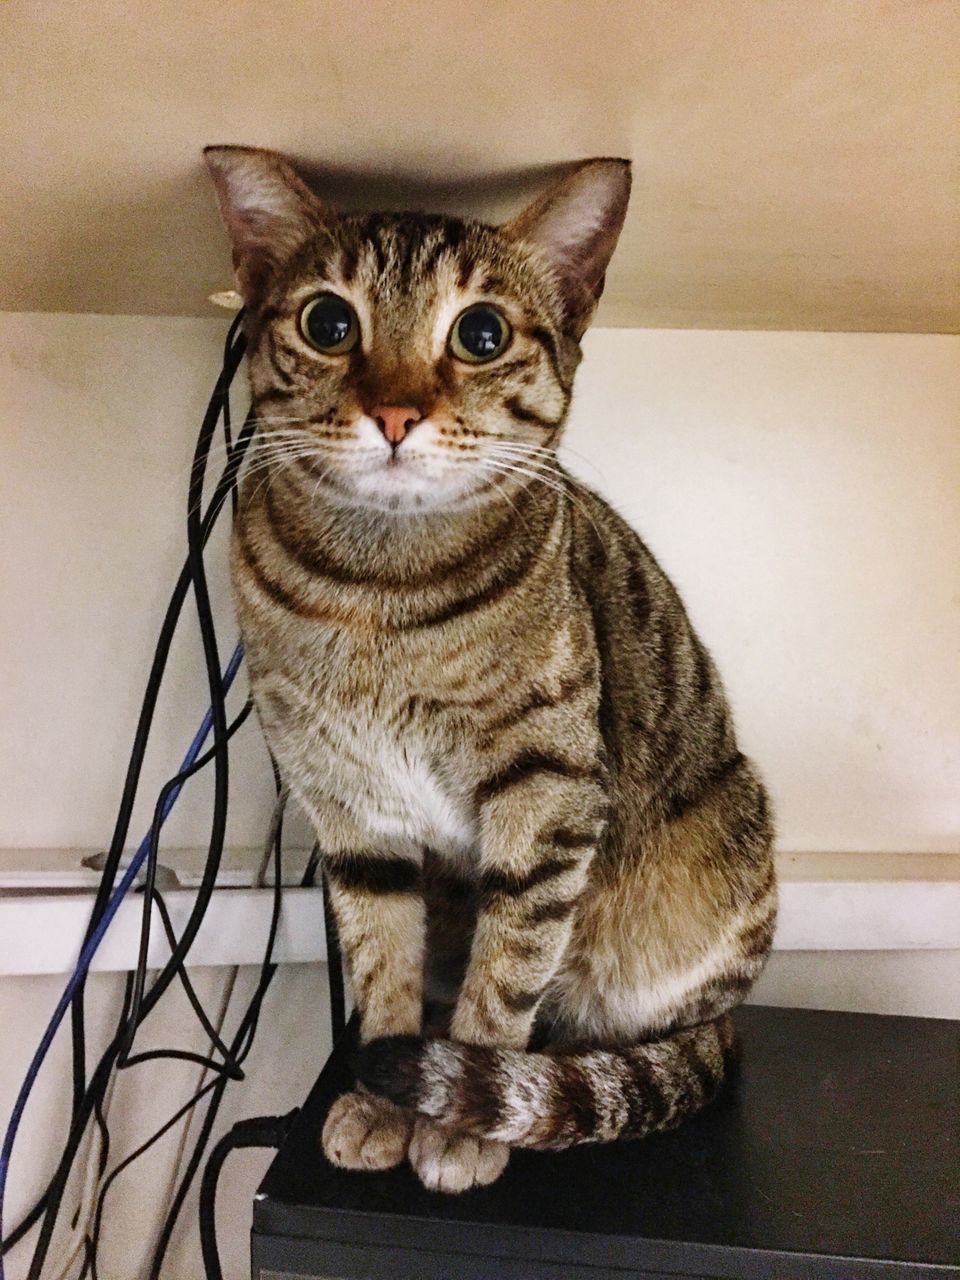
[{"x1": 253, "y1": 1005, "x2": 959, "y2": 1278}]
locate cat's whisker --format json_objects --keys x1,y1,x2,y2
[
  {"x1": 486, "y1": 441, "x2": 593, "y2": 487},
  {"x1": 179, "y1": 437, "x2": 317, "y2": 481},
  {"x1": 202, "y1": 432, "x2": 340, "y2": 468},
  {"x1": 243, "y1": 458, "x2": 296, "y2": 510},
  {"x1": 480, "y1": 471, "x2": 529, "y2": 529},
  {"x1": 477, "y1": 458, "x2": 575, "y2": 507},
  {"x1": 478, "y1": 456, "x2": 607, "y2": 541},
  {"x1": 194, "y1": 416, "x2": 321, "y2": 451},
  {"x1": 488, "y1": 437, "x2": 605, "y2": 486},
  {"x1": 482, "y1": 446, "x2": 580, "y2": 491},
  {"x1": 485, "y1": 445, "x2": 611, "y2": 527},
  {"x1": 205, "y1": 450, "x2": 334, "y2": 509},
  {"x1": 243, "y1": 441, "x2": 334, "y2": 466},
  {"x1": 310, "y1": 461, "x2": 335, "y2": 504},
  {"x1": 557, "y1": 444, "x2": 607, "y2": 487}
]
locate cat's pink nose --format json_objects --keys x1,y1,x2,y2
[{"x1": 371, "y1": 404, "x2": 422, "y2": 446}]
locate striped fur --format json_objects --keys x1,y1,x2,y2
[
  {"x1": 358, "y1": 1013, "x2": 737, "y2": 1149},
  {"x1": 205, "y1": 148, "x2": 777, "y2": 1188}
]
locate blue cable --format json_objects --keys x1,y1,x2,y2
[{"x1": 0, "y1": 641, "x2": 245, "y2": 1277}]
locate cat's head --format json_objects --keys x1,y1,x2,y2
[{"x1": 205, "y1": 146, "x2": 630, "y2": 515}]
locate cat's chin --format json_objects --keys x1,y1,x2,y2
[{"x1": 335, "y1": 461, "x2": 491, "y2": 517}]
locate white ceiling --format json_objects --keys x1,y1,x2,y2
[{"x1": 1, "y1": 0, "x2": 957, "y2": 331}]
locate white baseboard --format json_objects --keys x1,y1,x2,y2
[{"x1": 0, "y1": 850, "x2": 956, "y2": 977}]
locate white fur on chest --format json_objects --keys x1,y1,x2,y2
[
  {"x1": 356, "y1": 723, "x2": 473, "y2": 850},
  {"x1": 304, "y1": 704, "x2": 475, "y2": 854}
]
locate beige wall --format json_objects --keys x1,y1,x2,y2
[
  {"x1": 3, "y1": 314, "x2": 958, "y2": 856},
  {"x1": 1, "y1": 314, "x2": 289, "y2": 857},
  {"x1": 3, "y1": 0, "x2": 957, "y2": 332},
  {"x1": 568, "y1": 328, "x2": 960, "y2": 854}
]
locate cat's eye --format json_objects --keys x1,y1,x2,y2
[
  {"x1": 449, "y1": 305, "x2": 511, "y2": 364},
  {"x1": 299, "y1": 293, "x2": 360, "y2": 355}
]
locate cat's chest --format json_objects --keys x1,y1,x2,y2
[
  {"x1": 338, "y1": 710, "x2": 473, "y2": 850},
  {"x1": 259, "y1": 657, "x2": 477, "y2": 855}
]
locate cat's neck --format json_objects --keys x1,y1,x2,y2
[{"x1": 245, "y1": 461, "x2": 562, "y2": 586}]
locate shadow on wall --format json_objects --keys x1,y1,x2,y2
[{"x1": 11, "y1": 160, "x2": 571, "y2": 318}]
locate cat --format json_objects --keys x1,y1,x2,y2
[{"x1": 205, "y1": 145, "x2": 776, "y2": 1193}]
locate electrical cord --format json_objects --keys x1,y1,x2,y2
[
  {"x1": 189, "y1": 869, "x2": 346, "y2": 1280},
  {"x1": 56, "y1": 340, "x2": 255, "y2": 1277},
  {"x1": 143, "y1": 767, "x2": 292, "y2": 1280},
  {"x1": 1, "y1": 314, "x2": 254, "y2": 1277},
  {"x1": 69, "y1": 312, "x2": 248, "y2": 1119},
  {"x1": 0, "y1": 642, "x2": 246, "y2": 1280},
  {"x1": 120, "y1": 891, "x2": 244, "y2": 1078},
  {"x1": 88, "y1": 1076, "x2": 222, "y2": 1280},
  {"x1": 198, "y1": 1112, "x2": 299, "y2": 1280},
  {"x1": 84, "y1": 790, "x2": 289, "y2": 1280},
  {"x1": 115, "y1": 696, "x2": 255, "y2": 1073}
]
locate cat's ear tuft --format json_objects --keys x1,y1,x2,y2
[
  {"x1": 203, "y1": 145, "x2": 325, "y2": 302},
  {"x1": 504, "y1": 158, "x2": 631, "y2": 337}
]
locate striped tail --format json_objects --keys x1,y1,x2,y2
[{"x1": 356, "y1": 1014, "x2": 736, "y2": 1150}]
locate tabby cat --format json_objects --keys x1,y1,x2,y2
[{"x1": 205, "y1": 146, "x2": 776, "y2": 1193}]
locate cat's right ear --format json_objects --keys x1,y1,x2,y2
[{"x1": 203, "y1": 146, "x2": 325, "y2": 302}]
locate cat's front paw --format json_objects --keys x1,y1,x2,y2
[
  {"x1": 321, "y1": 1091, "x2": 414, "y2": 1171},
  {"x1": 408, "y1": 1116, "x2": 509, "y2": 1193}
]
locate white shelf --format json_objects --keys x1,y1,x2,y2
[
  {"x1": 0, "y1": 885, "x2": 326, "y2": 977},
  {"x1": 0, "y1": 852, "x2": 957, "y2": 978}
]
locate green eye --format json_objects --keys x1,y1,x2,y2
[
  {"x1": 449, "y1": 305, "x2": 511, "y2": 363},
  {"x1": 299, "y1": 293, "x2": 360, "y2": 354}
]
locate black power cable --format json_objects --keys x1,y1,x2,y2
[
  {"x1": 87, "y1": 1077, "x2": 221, "y2": 1279},
  {"x1": 144, "y1": 766, "x2": 294, "y2": 1280},
  {"x1": 115, "y1": 697, "x2": 255, "y2": 1074},
  {"x1": 199, "y1": 1112, "x2": 299, "y2": 1280},
  {"x1": 23, "y1": 686, "x2": 256, "y2": 1274},
  {"x1": 69, "y1": 312, "x2": 248, "y2": 1119},
  {"x1": 85, "y1": 789, "x2": 289, "y2": 1280},
  {"x1": 19, "y1": 316, "x2": 259, "y2": 1279},
  {"x1": 191, "y1": 882, "x2": 347, "y2": 1280}
]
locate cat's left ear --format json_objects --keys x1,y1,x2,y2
[
  {"x1": 204, "y1": 145, "x2": 327, "y2": 302},
  {"x1": 504, "y1": 158, "x2": 631, "y2": 338}
]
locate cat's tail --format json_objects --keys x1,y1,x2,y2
[{"x1": 356, "y1": 1014, "x2": 736, "y2": 1150}]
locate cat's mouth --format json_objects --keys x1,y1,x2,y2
[
  {"x1": 373, "y1": 450, "x2": 418, "y2": 481},
  {"x1": 337, "y1": 444, "x2": 485, "y2": 515}
]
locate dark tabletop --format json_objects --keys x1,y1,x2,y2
[{"x1": 254, "y1": 1004, "x2": 960, "y2": 1279}]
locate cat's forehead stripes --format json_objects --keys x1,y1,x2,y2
[
  {"x1": 340, "y1": 213, "x2": 475, "y2": 295},
  {"x1": 288, "y1": 211, "x2": 556, "y2": 326}
]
